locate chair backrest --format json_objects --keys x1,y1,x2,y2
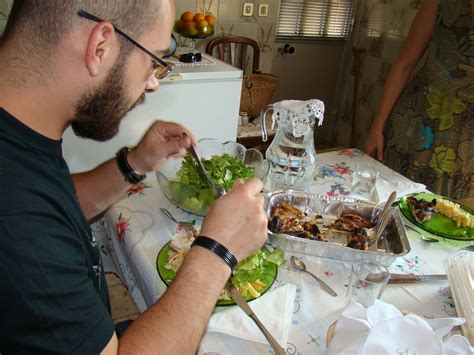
[{"x1": 206, "y1": 36, "x2": 261, "y2": 74}]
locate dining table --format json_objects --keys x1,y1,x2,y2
[{"x1": 92, "y1": 148, "x2": 473, "y2": 354}]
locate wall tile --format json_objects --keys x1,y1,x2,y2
[
  {"x1": 401, "y1": 8, "x2": 418, "y2": 37},
  {"x1": 360, "y1": 56, "x2": 381, "y2": 86},
  {"x1": 196, "y1": 0, "x2": 219, "y2": 16},
  {"x1": 380, "y1": 35, "x2": 404, "y2": 63},
  {"x1": 175, "y1": 0, "x2": 198, "y2": 16},
  {"x1": 254, "y1": 1, "x2": 279, "y2": 24},
  {"x1": 174, "y1": 0, "x2": 279, "y2": 74}
]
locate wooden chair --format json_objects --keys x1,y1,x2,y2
[{"x1": 206, "y1": 36, "x2": 261, "y2": 74}]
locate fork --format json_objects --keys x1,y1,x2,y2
[{"x1": 160, "y1": 208, "x2": 196, "y2": 238}]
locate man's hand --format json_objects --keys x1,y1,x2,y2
[
  {"x1": 127, "y1": 120, "x2": 197, "y2": 174},
  {"x1": 364, "y1": 128, "x2": 384, "y2": 161},
  {"x1": 199, "y1": 178, "x2": 268, "y2": 262}
]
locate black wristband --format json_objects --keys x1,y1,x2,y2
[
  {"x1": 116, "y1": 147, "x2": 146, "y2": 185},
  {"x1": 192, "y1": 236, "x2": 238, "y2": 271}
]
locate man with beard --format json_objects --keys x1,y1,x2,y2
[{"x1": 0, "y1": 1, "x2": 268, "y2": 354}]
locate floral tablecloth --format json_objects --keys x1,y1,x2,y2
[{"x1": 93, "y1": 148, "x2": 472, "y2": 354}]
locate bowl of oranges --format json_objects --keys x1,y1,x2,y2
[{"x1": 174, "y1": 11, "x2": 216, "y2": 39}]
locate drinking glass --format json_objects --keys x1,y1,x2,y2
[
  {"x1": 351, "y1": 164, "x2": 379, "y2": 201},
  {"x1": 346, "y1": 260, "x2": 389, "y2": 308}
]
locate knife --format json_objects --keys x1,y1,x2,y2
[
  {"x1": 228, "y1": 284, "x2": 286, "y2": 355},
  {"x1": 388, "y1": 273, "x2": 447, "y2": 284},
  {"x1": 183, "y1": 133, "x2": 226, "y2": 198}
]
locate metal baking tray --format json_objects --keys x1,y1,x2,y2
[{"x1": 265, "y1": 191, "x2": 410, "y2": 267}]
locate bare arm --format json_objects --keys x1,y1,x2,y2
[
  {"x1": 364, "y1": 0, "x2": 438, "y2": 160},
  {"x1": 72, "y1": 120, "x2": 197, "y2": 220},
  {"x1": 101, "y1": 179, "x2": 268, "y2": 354},
  {"x1": 99, "y1": 248, "x2": 229, "y2": 355},
  {"x1": 72, "y1": 158, "x2": 135, "y2": 221},
  {"x1": 117, "y1": 247, "x2": 230, "y2": 354}
]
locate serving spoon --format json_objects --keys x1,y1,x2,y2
[
  {"x1": 290, "y1": 256, "x2": 337, "y2": 297},
  {"x1": 368, "y1": 191, "x2": 397, "y2": 251}
]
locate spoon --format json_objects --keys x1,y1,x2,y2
[
  {"x1": 404, "y1": 224, "x2": 439, "y2": 243},
  {"x1": 290, "y1": 256, "x2": 337, "y2": 297}
]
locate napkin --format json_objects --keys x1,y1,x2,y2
[
  {"x1": 445, "y1": 251, "x2": 474, "y2": 344},
  {"x1": 375, "y1": 174, "x2": 425, "y2": 203},
  {"x1": 327, "y1": 299, "x2": 473, "y2": 354},
  {"x1": 206, "y1": 284, "x2": 296, "y2": 347}
]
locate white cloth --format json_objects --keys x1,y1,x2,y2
[
  {"x1": 307, "y1": 148, "x2": 426, "y2": 203},
  {"x1": 98, "y1": 149, "x2": 474, "y2": 354},
  {"x1": 375, "y1": 174, "x2": 426, "y2": 203},
  {"x1": 327, "y1": 299, "x2": 474, "y2": 355},
  {"x1": 361, "y1": 153, "x2": 426, "y2": 202},
  {"x1": 271, "y1": 99, "x2": 325, "y2": 137},
  {"x1": 207, "y1": 284, "x2": 296, "y2": 347}
]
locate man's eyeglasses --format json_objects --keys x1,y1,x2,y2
[{"x1": 77, "y1": 9, "x2": 174, "y2": 80}]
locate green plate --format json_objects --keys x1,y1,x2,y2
[
  {"x1": 156, "y1": 243, "x2": 278, "y2": 306},
  {"x1": 399, "y1": 192, "x2": 474, "y2": 240}
]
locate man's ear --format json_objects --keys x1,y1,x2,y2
[{"x1": 85, "y1": 22, "x2": 117, "y2": 77}]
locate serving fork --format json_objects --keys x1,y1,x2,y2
[
  {"x1": 159, "y1": 208, "x2": 196, "y2": 238},
  {"x1": 183, "y1": 132, "x2": 226, "y2": 198}
]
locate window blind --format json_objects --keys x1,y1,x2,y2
[{"x1": 276, "y1": 0, "x2": 355, "y2": 42}]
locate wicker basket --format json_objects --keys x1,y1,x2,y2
[{"x1": 240, "y1": 73, "x2": 279, "y2": 119}]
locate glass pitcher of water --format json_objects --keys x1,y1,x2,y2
[{"x1": 260, "y1": 99, "x2": 324, "y2": 191}]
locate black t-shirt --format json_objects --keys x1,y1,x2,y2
[{"x1": 0, "y1": 108, "x2": 115, "y2": 354}]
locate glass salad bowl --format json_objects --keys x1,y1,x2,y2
[{"x1": 155, "y1": 138, "x2": 269, "y2": 216}]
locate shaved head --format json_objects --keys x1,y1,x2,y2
[
  {"x1": 1, "y1": 0, "x2": 161, "y2": 82},
  {"x1": 2, "y1": 0, "x2": 161, "y2": 47}
]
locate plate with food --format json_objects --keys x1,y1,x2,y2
[
  {"x1": 155, "y1": 138, "x2": 268, "y2": 216},
  {"x1": 156, "y1": 230, "x2": 283, "y2": 306},
  {"x1": 399, "y1": 192, "x2": 474, "y2": 240}
]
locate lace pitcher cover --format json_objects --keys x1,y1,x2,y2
[{"x1": 271, "y1": 99, "x2": 325, "y2": 138}]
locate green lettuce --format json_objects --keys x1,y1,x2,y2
[
  {"x1": 176, "y1": 154, "x2": 255, "y2": 191},
  {"x1": 171, "y1": 154, "x2": 255, "y2": 213},
  {"x1": 231, "y1": 248, "x2": 284, "y2": 286}
]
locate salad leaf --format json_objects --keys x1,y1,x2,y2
[
  {"x1": 176, "y1": 154, "x2": 255, "y2": 191},
  {"x1": 264, "y1": 248, "x2": 285, "y2": 266},
  {"x1": 231, "y1": 247, "x2": 284, "y2": 287},
  {"x1": 171, "y1": 154, "x2": 256, "y2": 214}
]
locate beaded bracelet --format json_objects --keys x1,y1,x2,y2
[{"x1": 191, "y1": 236, "x2": 238, "y2": 271}]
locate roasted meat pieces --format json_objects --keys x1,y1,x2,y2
[
  {"x1": 268, "y1": 202, "x2": 322, "y2": 240},
  {"x1": 346, "y1": 231, "x2": 369, "y2": 251},
  {"x1": 334, "y1": 210, "x2": 375, "y2": 231},
  {"x1": 333, "y1": 210, "x2": 374, "y2": 251},
  {"x1": 268, "y1": 202, "x2": 378, "y2": 251},
  {"x1": 406, "y1": 196, "x2": 436, "y2": 224}
]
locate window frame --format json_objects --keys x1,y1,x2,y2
[{"x1": 275, "y1": 0, "x2": 355, "y2": 43}]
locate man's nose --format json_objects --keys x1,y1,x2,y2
[{"x1": 145, "y1": 73, "x2": 160, "y2": 92}]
